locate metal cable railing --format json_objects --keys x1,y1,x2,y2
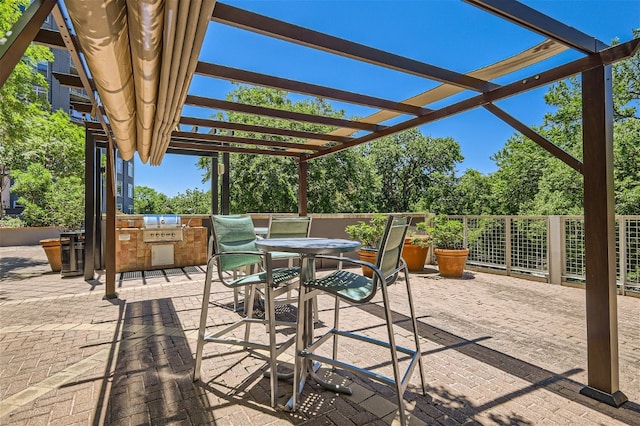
[{"x1": 438, "y1": 215, "x2": 639, "y2": 296}]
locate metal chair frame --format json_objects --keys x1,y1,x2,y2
[
  {"x1": 293, "y1": 216, "x2": 426, "y2": 425},
  {"x1": 264, "y1": 216, "x2": 318, "y2": 322},
  {"x1": 193, "y1": 215, "x2": 300, "y2": 407}
]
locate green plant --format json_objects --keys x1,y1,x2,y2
[
  {"x1": 429, "y1": 215, "x2": 465, "y2": 249},
  {"x1": 0, "y1": 216, "x2": 25, "y2": 228},
  {"x1": 12, "y1": 163, "x2": 84, "y2": 230},
  {"x1": 406, "y1": 221, "x2": 432, "y2": 248},
  {"x1": 345, "y1": 214, "x2": 387, "y2": 249}
]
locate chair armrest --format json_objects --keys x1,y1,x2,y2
[
  {"x1": 313, "y1": 254, "x2": 405, "y2": 287},
  {"x1": 211, "y1": 250, "x2": 266, "y2": 260}
]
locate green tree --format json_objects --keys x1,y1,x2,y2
[
  {"x1": 11, "y1": 163, "x2": 84, "y2": 229},
  {"x1": 307, "y1": 146, "x2": 379, "y2": 213},
  {"x1": 133, "y1": 186, "x2": 171, "y2": 214},
  {"x1": 198, "y1": 85, "x2": 377, "y2": 213},
  {"x1": 488, "y1": 31, "x2": 638, "y2": 216},
  {"x1": 448, "y1": 169, "x2": 494, "y2": 215},
  {"x1": 367, "y1": 128, "x2": 463, "y2": 213},
  {"x1": 169, "y1": 188, "x2": 211, "y2": 214},
  {"x1": 0, "y1": 0, "x2": 54, "y2": 214}
]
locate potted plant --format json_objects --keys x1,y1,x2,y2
[
  {"x1": 345, "y1": 214, "x2": 387, "y2": 277},
  {"x1": 402, "y1": 221, "x2": 432, "y2": 272},
  {"x1": 429, "y1": 215, "x2": 469, "y2": 278}
]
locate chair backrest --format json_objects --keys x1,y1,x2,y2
[
  {"x1": 375, "y1": 215, "x2": 410, "y2": 283},
  {"x1": 211, "y1": 215, "x2": 261, "y2": 272},
  {"x1": 267, "y1": 216, "x2": 312, "y2": 239}
]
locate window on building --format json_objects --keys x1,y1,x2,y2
[
  {"x1": 34, "y1": 85, "x2": 48, "y2": 102},
  {"x1": 117, "y1": 181, "x2": 122, "y2": 196},
  {"x1": 127, "y1": 183, "x2": 133, "y2": 198},
  {"x1": 36, "y1": 62, "x2": 48, "y2": 77},
  {"x1": 127, "y1": 161, "x2": 134, "y2": 177},
  {"x1": 116, "y1": 157, "x2": 123, "y2": 174}
]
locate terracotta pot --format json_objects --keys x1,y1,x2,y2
[
  {"x1": 402, "y1": 237, "x2": 430, "y2": 272},
  {"x1": 434, "y1": 248, "x2": 469, "y2": 278},
  {"x1": 357, "y1": 249, "x2": 378, "y2": 278},
  {"x1": 40, "y1": 238, "x2": 62, "y2": 272}
]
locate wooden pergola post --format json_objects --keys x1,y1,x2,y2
[
  {"x1": 211, "y1": 154, "x2": 219, "y2": 215},
  {"x1": 104, "y1": 138, "x2": 117, "y2": 298},
  {"x1": 83, "y1": 129, "x2": 95, "y2": 281},
  {"x1": 580, "y1": 64, "x2": 627, "y2": 407},
  {"x1": 298, "y1": 159, "x2": 308, "y2": 216}
]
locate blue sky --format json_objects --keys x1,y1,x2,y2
[{"x1": 134, "y1": 0, "x2": 639, "y2": 197}]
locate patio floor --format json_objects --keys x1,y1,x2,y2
[{"x1": 0, "y1": 245, "x2": 638, "y2": 425}]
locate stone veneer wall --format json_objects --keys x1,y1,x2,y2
[{"x1": 115, "y1": 217, "x2": 207, "y2": 273}]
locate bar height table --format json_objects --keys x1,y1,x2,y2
[{"x1": 255, "y1": 237, "x2": 361, "y2": 410}]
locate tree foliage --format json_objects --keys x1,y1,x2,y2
[
  {"x1": 169, "y1": 188, "x2": 211, "y2": 214},
  {"x1": 0, "y1": 1, "x2": 84, "y2": 224},
  {"x1": 0, "y1": 0, "x2": 55, "y2": 213},
  {"x1": 197, "y1": 85, "x2": 382, "y2": 213},
  {"x1": 194, "y1": 85, "x2": 466, "y2": 214},
  {"x1": 133, "y1": 186, "x2": 171, "y2": 214},
  {"x1": 367, "y1": 128, "x2": 463, "y2": 213},
  {"x1": 486, "y1": 31, "x2": 639, "y2": 215},
  {"x1": 11, "y1": 163, "x2": 84, "y2": 229}
]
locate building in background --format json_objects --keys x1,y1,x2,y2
[{"x1": 4, "y1": 14, "x2": 135, "y2": 215}]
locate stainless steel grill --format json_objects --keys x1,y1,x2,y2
[{"x1": 142, "y1": 215, "x2": 183, "y2": 242}]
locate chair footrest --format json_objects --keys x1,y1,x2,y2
[{"x1": 301, "y1": 328, "x2": 421, "y2": 389}]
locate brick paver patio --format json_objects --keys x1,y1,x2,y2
[{"x1": 0, "y1": 245, "x2": 638, "y2": 425}]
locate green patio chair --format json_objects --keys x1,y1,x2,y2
[
  {"x1": 292, "y1": 215, "x2": 426, "y2": 425},
  {"x1": 264, "y1": 216, "x2": 318, "y2": 321},
  {"x1": 193, "y1": 214, "x2": 300, "y2": 407}
]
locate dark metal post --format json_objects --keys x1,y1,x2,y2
[
  {"x1": 83, "y1": 128, "x2": 95, "y2": 280},
  {"x1": 298, "y1": 159, "x2": 308, "y2": 216},
  {"x1": 211, "y1": 154, "x2": 219, "y2": 214},
  {"x1": 95, "y1": 149, "x2": 103, "y2": 269},
  {"x1": 580, "y1": 64, "x2": 627, "y2": 407},
  {"x1": 221, "y1": 152, "x2": 230, "y2": 214},
  {"x1": 104, "y1": 139, "x2": 117, "y2": 298}
]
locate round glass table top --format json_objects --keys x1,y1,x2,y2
[{"x1": 256, "y1": 237, "x2": 360, "y2": 255}]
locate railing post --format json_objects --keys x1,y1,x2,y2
[
  {"x1": 548, "y1": 216, "x2": 562, "y2": 285},
  {"x1": 619, "y1": 216, "x2": 627, "y2": 296},
  {"x1": 505, "y1": 217, "x2": 511, "y2": 275}
]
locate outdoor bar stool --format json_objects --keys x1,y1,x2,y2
[
  {"x1": 293, "y1": 215, "x2": 426, "y2": 425},
  {"x1": 264, "y1": 216, "x2": 318, "y2": 322},
  {"x1": 193, "y1": 215, "x2": 301, "y2": 407}
]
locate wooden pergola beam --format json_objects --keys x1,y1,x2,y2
[
  {"x1": 168, "y1": 140, "x2": 300, "y2": 158},
  {"x1": 483, "y1": 103, "x2": 583, "y2": 173},
  {"x1": 185, "y1": 95, "x2": 384, "y2": 132},
  {"x1": 91, "y1": 130, "x2": 306, "y2": 157},
  {"x1": 0, "y1": 0, "x2": 56, "y2": 87},
  {"x1": 172, "y1": 131, "x2": 322, "y2": 152},
  {"x1": 464, "y1": 0, "x2": 608, "y2": 54},
  {"x1": 179, "y1": 116, "x2": 354, "y2": 143},
  {"x1": 211, "y1": 2, "x2": 499, "y2": 92},
  {"x1": 33, "y1": 27, "x2": 66, "y2": 49},
  {"x1": 307, "y1": 38, "x2": 640, "y2": 159},
  {"x1": 195, "y1": 62, "x2": 431, "y2": 116}
]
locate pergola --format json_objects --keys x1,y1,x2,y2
[{"x1": 1, "y1": 0, "x2": 637, "y2": 410}]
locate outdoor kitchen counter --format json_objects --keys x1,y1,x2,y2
[{"x1": 115, "y1": 226, "x2": 207, "y2": 273}]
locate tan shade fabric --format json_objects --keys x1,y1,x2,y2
[
  {"x1": 150, "y1": 0, "x2": 217, "y2": 165},
  {"x1": 306, "y1": 39, "x2": 569, "y2": 146},
  {"x1": 66, "y1": 0, "x2": 137, "y2": 161},
  {"x1": 127, "y1": 0, "x2": 164, "y2": 163},
  {"x1": 67, "y1": 0, "x2": 215, "y2": 164}
]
